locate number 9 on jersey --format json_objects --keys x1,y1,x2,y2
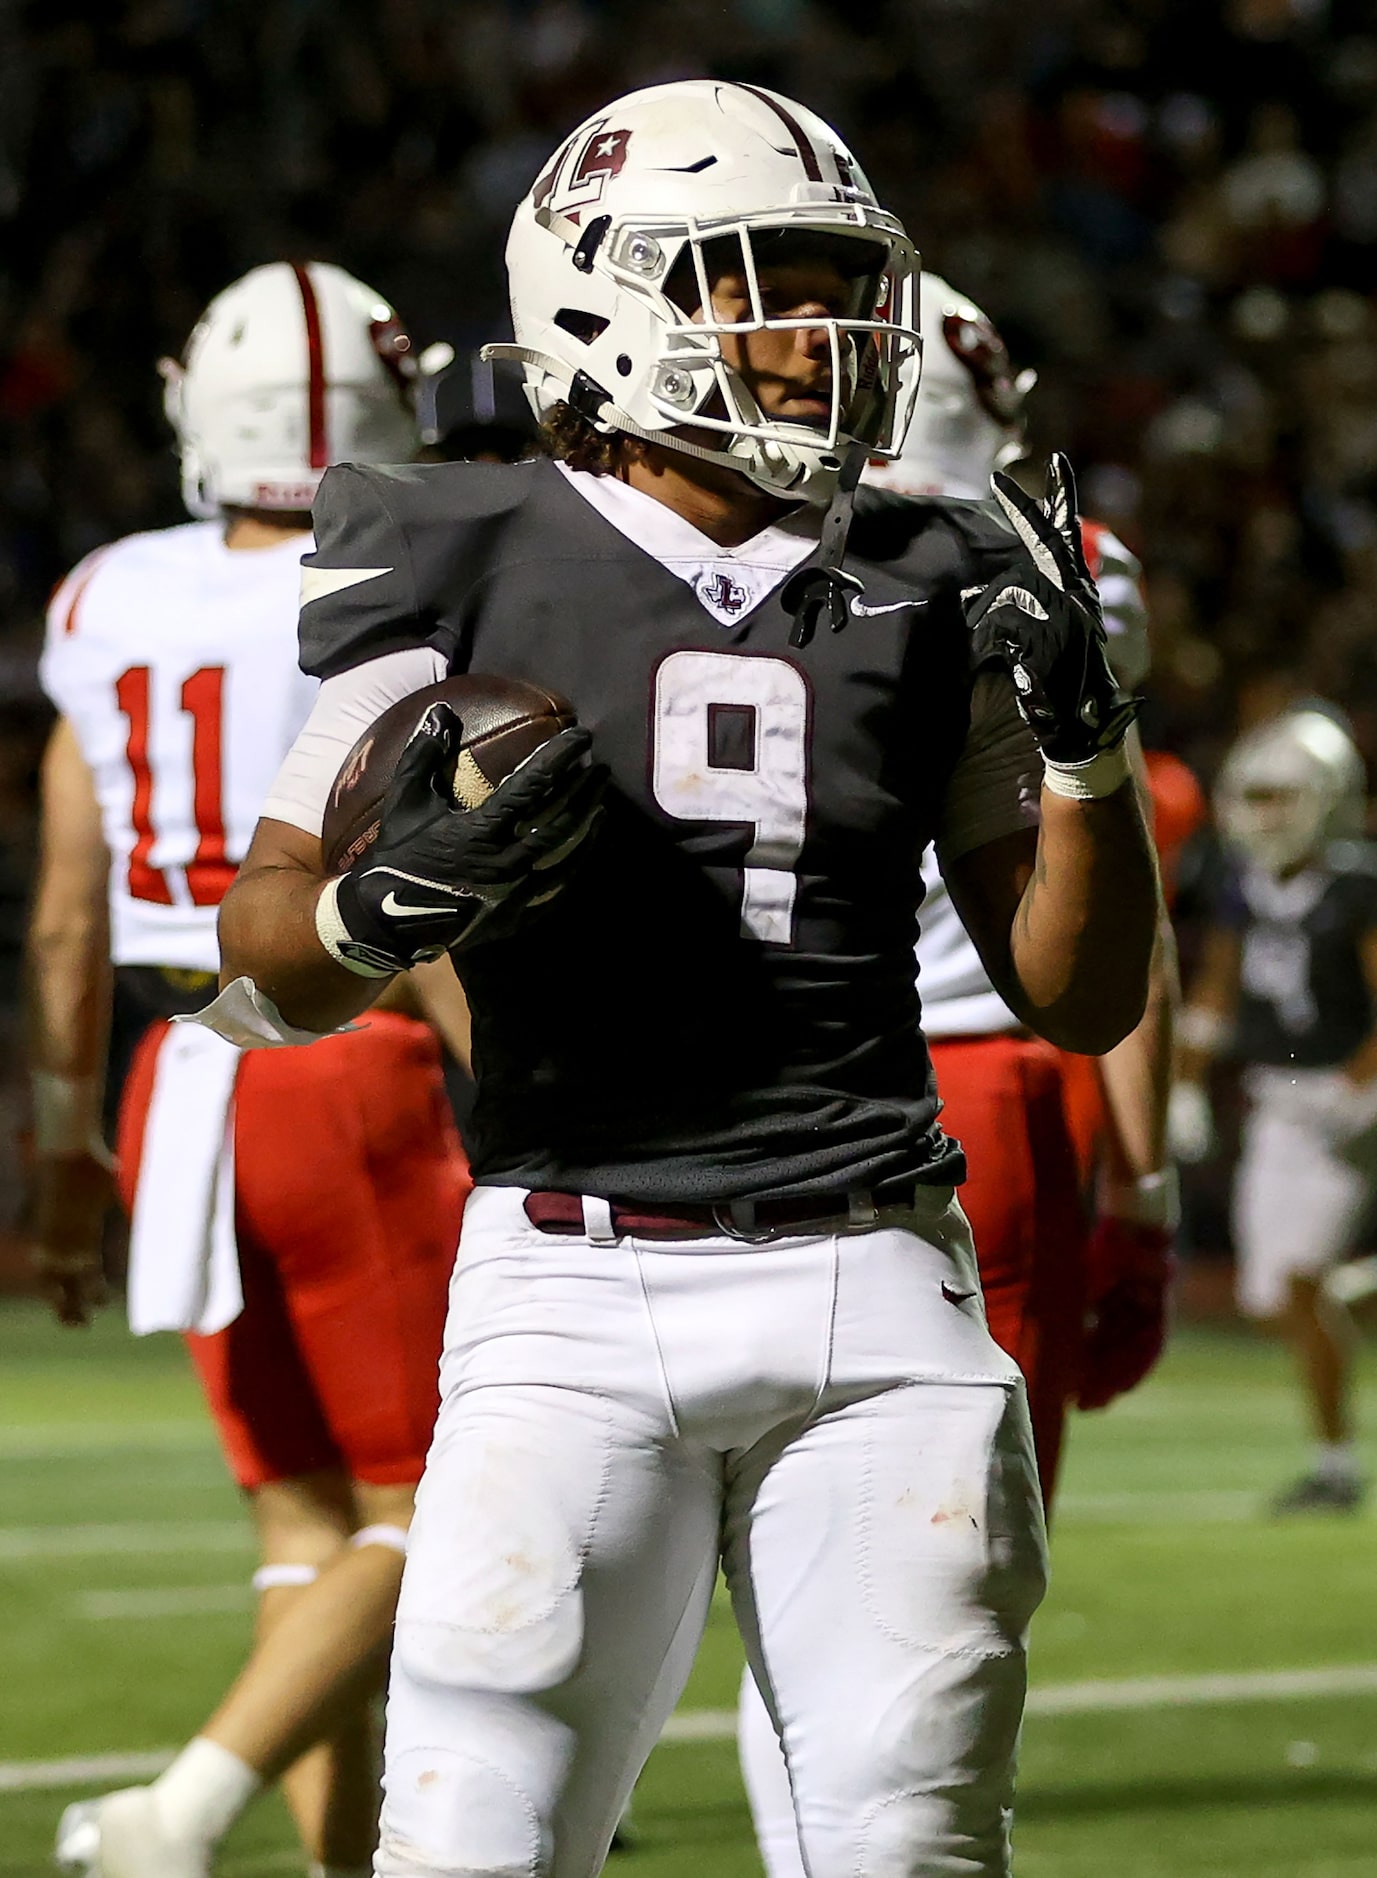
[{"x1": 652, "y1": 650, "x2": 809, "y2": 946}]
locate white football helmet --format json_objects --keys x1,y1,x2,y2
[
  {"x1": 484, "y1": 80, "x2": 921, "y2": 505},
  {"x1": 865, "y1": 272, "x2": 1034, "y2": 499},
  {"x1": 1216, "y1": 709, "x2": 1367, "y2": 876},
  {"x1": 160, "y1": 261, "x2": 423, "y2": 519}
]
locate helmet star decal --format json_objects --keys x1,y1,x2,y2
[{"x1": 535, "y1": 122, "x2": 634, "y2": 218}]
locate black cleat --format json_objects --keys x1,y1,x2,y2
[{"x1": 1271, "y1": 1472, "x2": 1365, "y2": 1515}]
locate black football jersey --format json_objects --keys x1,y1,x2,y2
[
  {"x1": 1218, "y1": 844, "x2": 1377, "y2": 1068},
  {"x1": 299, "y1": 458, "x2": 1030, "y2": 1203}
]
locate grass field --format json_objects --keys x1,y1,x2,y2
[{"x1": 3, "y1": 1302, "x2": 1377, "y2": 1877}]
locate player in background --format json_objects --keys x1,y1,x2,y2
[
  {"x1": 867, "y1": 273, "x2": 1179, "y2": 1487},
  {"x1": 736, "y1": 268, "x2": 1180, "y2": 1878},
  {"x1": 27, "y1": 262, "x2": 471, "y2": 1878},
  {"x1": 209, "y1": 84, "x2": 1158, "y2": 1878},
  {"x1": 1173, "y1": 707, "x2": 1376, "y2": 1512}
]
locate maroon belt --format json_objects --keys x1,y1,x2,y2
[{"x1": 522, "y1": 1187, "x2": 914, "y2": 1242}]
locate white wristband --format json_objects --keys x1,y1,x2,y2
[
  {"x1": 31, "y1": 1072, "x2": 112, "y2": 1163},
  {"x1": 1042, "y1": 743, "x2": 1133, "y2": 800},
  {"x1": 1102, "y1": 1167, "x2": 1180, "y2": 1231},
  {"x1": 314, "y1": 876, "x2": 394, "y2": 979}
]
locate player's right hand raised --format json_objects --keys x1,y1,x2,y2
[{"x1": 316, "y1": 704, "x2": 605, "y2": 977}]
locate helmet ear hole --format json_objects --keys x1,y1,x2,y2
[{"x1": 554, "y1": 309, "x2": 610, "y2": 346}]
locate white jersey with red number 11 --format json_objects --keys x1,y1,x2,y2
[{"x1": 40, "y1": 520, "x2": 317, "y2": 972}]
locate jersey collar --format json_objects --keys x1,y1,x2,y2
[{"x1": 554, "y1": 461, "x2": 819, "y2": 629}]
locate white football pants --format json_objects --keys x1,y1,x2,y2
[
  {"x1": 740, "y1": 1660, "x2": 809, "y2": 1878},
  {"x1": 376, "y1": 1184, "x2": 1047, "y2": 1878},
  {"x1": 1234, "y1": 1070, "x2": 1377, "y2": 1318}
]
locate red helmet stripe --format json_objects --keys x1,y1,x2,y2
[
  {"x1": 291, "y1": 262, "x2": 328, "y2": 469},
  {"x1": 733, "y1": 83, "x2": 823, "y2": 183}
]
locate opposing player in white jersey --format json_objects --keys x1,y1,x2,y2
[
  {"x1": 734, "y1": 269, "x2": 1180, "y2": 1877},
  {"x1": 28, "y1": 262, "x2": 470, "y2": 1878},
  {"x1": 1174, "y1": 707, "x2": 1376, "y2": 1512},
  {"x1": 867, "y1": 272, "x2": 1179, "y2": 1487}
]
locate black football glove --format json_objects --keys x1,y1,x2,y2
[
  {"x1": 320, "y1": 704, "x2": 604, "y2": 975},
  {"x1": 964, "y1": 453, "x2": 1139, "y2": 766}
]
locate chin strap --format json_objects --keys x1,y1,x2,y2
[
  {"x1": 780, "y1": 441, "x2": 867, "y2": 648},
  {"x1": 479, "y1": 344, "x2": 822, "y2": 497}
]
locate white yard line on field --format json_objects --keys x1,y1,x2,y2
[
  {"x1": 76, "y1": 1585, "x2": 252, "y2": 1620},
  {"x1": 0, "y1": 1423, "x2": 214, "y2": 1460},
  {"x1": 1026, "y1": 1664, "x2": 1377, "y2": 1715},
  {"x1": 8, "y1": 1664, "x2": 1377, "y2": 1790},
  {"x1": 1056, "y1": 1489, "x2": 1265, "y2": 1521},
  {"x1": 0, "y1": 1521, "x2": 250, "y2": 1560},
  {"x1": 0, "y1": 1492, "x2": 1286, "y2": 1564},
  {"x1": 0, "y1": 1750, "x2": 175, "y2": 1793}
]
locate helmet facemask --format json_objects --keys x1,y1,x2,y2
[
  {"x1": 493, "y1": 188, "x2": 920, "y2": 505},
  {"x1": 627, "y1": 220, "x2": 920, "y2": 498}
]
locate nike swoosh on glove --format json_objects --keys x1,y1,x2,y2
[
  {"x1": 1077, "y1": 1216, "x2": 1174, "y2": 1411},
  {"x1": 965, "y1": 453, "x2": 1140, "y2": 765},
  {"x1": 324, "y1": 703, "x2": 605, "y2": 975}
]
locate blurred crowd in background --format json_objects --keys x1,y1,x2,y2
[{"x1": 1, "y1": 0, "x2": 1375, "y2": 1256}]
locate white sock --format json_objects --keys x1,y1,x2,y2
[
  {"x1": 150, "y1": 1737, "x2": 261, "y2": 1845},
  {"x1": 1314, "y1": 1441, "x2": 1359, "y2": 1481}
]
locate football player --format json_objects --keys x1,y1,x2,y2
[
  {"x1": 866, "y1": 272, "x2": 1179, "y2": 1489},
  {"x1": 209, "y1": 83, "x2": 1159, "y2": 1878},
  {"x1": 28, "y1": 263, "x2": 471, "y2": 1878},
  {"x1": 1173, "y1": 707, "x2": 1376, "y2": 1512},
  {"x1": 736, "y1": 270, "x2": 1180, "y2": 1877}
]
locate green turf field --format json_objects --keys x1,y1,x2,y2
[{"x1": 3, "y1": 1301, "x2": 1377, "y2": 1877}]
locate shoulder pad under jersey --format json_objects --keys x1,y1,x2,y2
[
  {"x1": 852, "y1": 488, "x2": 1026, "y2": 682},
  {"x1": 851, "y1": 486, "x2": 1021, "y2": 589},
  {"x1": 298, "y1": 458, "x2": 538, "y2": 681}
]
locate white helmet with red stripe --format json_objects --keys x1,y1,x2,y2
[
  {"x1": 160, "y1": 261, "x2": 421, "y2": 519},
  {"x1": 864, "y1": 271, "x2": 1151, "y2": 688},
  {"x1": 485, "y1": 80, "x2": 921, "y2": 506},
  {"x1": 865, "y1": 272, "x2": 1034, "y2": 500}
]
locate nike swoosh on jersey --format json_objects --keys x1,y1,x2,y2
[
  {"x1": 379, "y1": 890, "x2": 448, "y2": 918},
  {"x1": 300, "y1": 565, "x2": 394, "y2": 607},
  {"x1": 849, "y1": 595, "x2": 927, "y2": 617}
]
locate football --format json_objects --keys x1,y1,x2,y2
[{"x1": 320, "y1": 673, "x2": 578, "y2": 874}]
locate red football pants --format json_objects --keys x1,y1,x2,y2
[
  {"x1": 118, "y1": 1012, "x2": 470, "y2": 1490},
  {"x1": 931, "y1": 1034, "x2": 1088, "y2": 1506}
]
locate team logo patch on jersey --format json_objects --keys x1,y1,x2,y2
[{"x1": 697, "y1": 573, "x2": 748, "y2": 619}]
